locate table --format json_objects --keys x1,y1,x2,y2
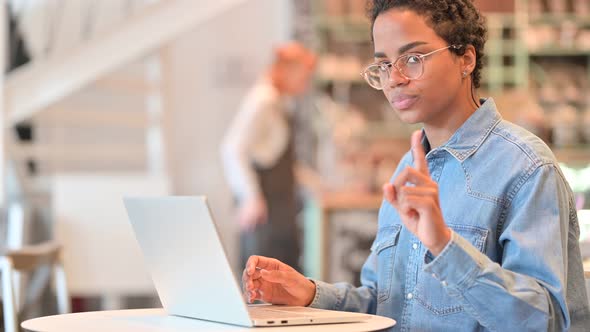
[
  {"x1": 22, "y1": 308, "x2": 396, "y2": 332},
  {"x1": 297, "y1": 164, "x2": 385, "y2": 281}
]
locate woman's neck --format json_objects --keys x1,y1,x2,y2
[{"x1": 423, "y1": 93, "x2": 480, "y2": 149}]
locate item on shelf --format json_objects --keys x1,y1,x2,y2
[
  {"x1": 576, "y1": 0, "x2": 590, "y2": 15},
  {"x1": 576, "y1": 29, "x2": 590, "y2": 50},
  {"x1": 551, "y1": 103, "x2": 580, "y2": 148},
  {"x1": 318, "y1": 54, "x2": 362, "y2": 82},
  {"x1": 526, "y1": 25, "x2": 559, "y2": 51},
  {"x1": 529, "y1": 0, "x2": 544, "y2": 14},
  {"x1": 547, "y1": 0, "x2": 568, "y2": 14},
  {"x1": 348, "y1": 0, "x2": 366, "y2": 18},
  {"x1": 494, "y1": 90, "x2": 551, "y2": 143},
  {"x1": 313, "y1": 95, "x2": 371, "y2": 192},
  {"x1": 324, "y1": 0, "x2": 346, "y2": 17},
  {"x1": 375, "y1": 156, "x2": 398, "y2": 190},
  {"x1": 535, "y1": 61, "x2": 588, "y2": 115},
  {"x1": 581, "y1": 106, "x2": 590, "y2": 143},
  {"x1": 533, "y1": 60, "x2": 588, "y2": 111},
  {"x1": 563, "y1": 83, "x2": 583, "y2": 107},
  {"x1": 323, "y1": 0, "x2": 366, "y2": 18},
  {"x1": 517, "y1": 100, "x2": 551, "y2": 143},
  {"x1": 559, "y1": 20, "x2": 578, "y2": 49},
  {"x1": 538, "y1": 83, "x2": 561, "y2": 108},
  {"x1": 474, "y1": 0, "x2": 515, "y2": 12}
]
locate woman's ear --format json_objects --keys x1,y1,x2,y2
[{"x1": 461, "y1": 44, "x2": 477, "y2": 77}]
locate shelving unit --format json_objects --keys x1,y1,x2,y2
[
  {"x1": 309, "y1": 0, "x2": 590, "y2": 166},
  {"x1": 310, "y1": 1, "x2": 407, "y2": 142},
  {"x1": 483, "y1": 13, "x2": 529, "y2": 93},
  {"x1": 519, "y1": 0, "x2": 590, "y2": 163}
]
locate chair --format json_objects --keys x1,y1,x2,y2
[
  {"x1": 1, "y1": 242, "x2": 70, "y2": 332},
  {"x1": 52, "y1": 173, "x2": 167, "y2": 309}
]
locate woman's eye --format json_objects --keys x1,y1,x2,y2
[
  {"x1": 379, "y1": 62, "x2": 392, "y2": 71},
  {"x1": 406, "y1": 55, "x2": 420, "y2": 65}
]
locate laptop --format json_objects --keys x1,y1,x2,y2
[{"x1": 124, "y1": 196, "x2": 372, "y2": 327}]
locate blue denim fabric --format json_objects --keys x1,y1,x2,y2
[{"x1": 310, "y1": 98, "x2": 590, "y2": 331}]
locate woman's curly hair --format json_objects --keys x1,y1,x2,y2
[{"x1": 367, "y1": 0, "x2": 487, "y2": 88}]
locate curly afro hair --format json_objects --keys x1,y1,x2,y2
[{"x1": 367, "y1": 0, "x2": 487, "y2": 89}]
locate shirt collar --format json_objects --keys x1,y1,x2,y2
[{"x1": 433, "y1": 98, "x2": 502, "y2": 162}]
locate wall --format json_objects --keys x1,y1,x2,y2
[{"x1": 163, "y1": 0, "x2": 292, "y2": 270}]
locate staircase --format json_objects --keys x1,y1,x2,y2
[
  {"x1": 5, "y1": 0, "x2": 248, "y2": 186},
  {"x1": 11, "y1": 55, "x2": 164, "y2": 179}
]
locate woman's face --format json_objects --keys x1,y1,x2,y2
[{"x1": 373, "y1": 9, "x2": 464, "y2": 125}]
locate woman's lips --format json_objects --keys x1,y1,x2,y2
[{"x1": 391, "y1": 95, "x2": 419, "y2": 110}]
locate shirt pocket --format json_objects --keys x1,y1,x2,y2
[
  {"x1": 415, "y1": 224, "x2": 489, "y2": 316},
  {"x1": 370, "y1": 224, "x2": 402, "y2": 303}
]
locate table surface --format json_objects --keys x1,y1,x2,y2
[{"x1": 22, "y1": 308, "x2": 396, "y2": 332}]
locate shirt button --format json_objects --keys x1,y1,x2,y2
[
  {"x1": 441, "y1": 281, "x2": 448, "y2": 287},
  {"x1": 432, "y1": 273, "x2": 437, "y2": 279},
  {"x1": 412, "y1": 243, "x2": 418, "y2": 249},
  {"x1": 406, "y1": 293, "x2": 413, "y2": 300}
]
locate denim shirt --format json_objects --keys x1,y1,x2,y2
[{"x1": 309, "y1": 99, "x2": 590, "y2": 331}]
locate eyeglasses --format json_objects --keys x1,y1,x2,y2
[{"x1": 361, "y1": 45, "x2": 462, "y2": 90}]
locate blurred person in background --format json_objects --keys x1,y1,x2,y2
[
  {"x1": 241, "y1": 1, "x2": 590, "y2": 331},
  {"x1": 221, "y1": 42, "x2": 316, "y2": 273}
]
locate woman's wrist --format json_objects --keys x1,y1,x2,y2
[{"x1": 428, "y1": 227, "x2": 451, "y2": 256}]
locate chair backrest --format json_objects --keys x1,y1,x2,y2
[
  {"x1": 1, "y1": 242, "x2": 70, "y2": 332},
  {"x1": 52, "y1": 173, "x2": 169, "y2": 306}
]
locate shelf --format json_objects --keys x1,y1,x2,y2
[
  {"x1": 298, "y1": 164, "x2": 384, "y2": 210},
  {"x1": 364, "y1": 121, "x2": 420, "y2": 140},
  {"x1": 486, "y1": 39, "x2": 523, "y2": 56},
  {"x1": 554, "y1": 146, "x2": 590, "y2": 166},
  {"x1": 529, "y1": 48, "x2": 590, "y2": 56},
  {"x1": 314, "y1": 16, "x2": 370, "y2": 30},
  {"x1": 529, "y1": 14, "x2": 590, "y2": 26},
  {"x1": 320, "y1": 191, "x2": 383, "y2": 211},
  {"x1": 486, "y1": 13, "x2": 517, "y2": 27},
  {"x1": 482, "y1": 65, "x2": 521, "y2": 80},
  {"x1": 315, "y1": 76, "x2": 365, "y2": 86}
]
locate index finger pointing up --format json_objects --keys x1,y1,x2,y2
[{"x1": 411, "y1": 130, "x2": 429, "y2": 176}]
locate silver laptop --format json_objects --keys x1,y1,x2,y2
[{"x1": 124, "y1": 196, "x2": 371, "y2": 327}]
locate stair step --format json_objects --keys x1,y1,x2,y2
[
  {"x1": 12, "y1": 143, "x2": 146, "y2": 164},
  {"x1": 92, "y1": 76, "x2": 157, "y2": 95},
  {"x1": 33, "y1": 108, "x2": 150, "y2": 129}
]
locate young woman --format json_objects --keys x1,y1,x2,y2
[{"x1": 242, "y1": 1, "x2": 590, "y2": 330}]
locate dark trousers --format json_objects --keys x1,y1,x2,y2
[{"x1": 240, "y1": 198, "x2": 301, "y2": 272}]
